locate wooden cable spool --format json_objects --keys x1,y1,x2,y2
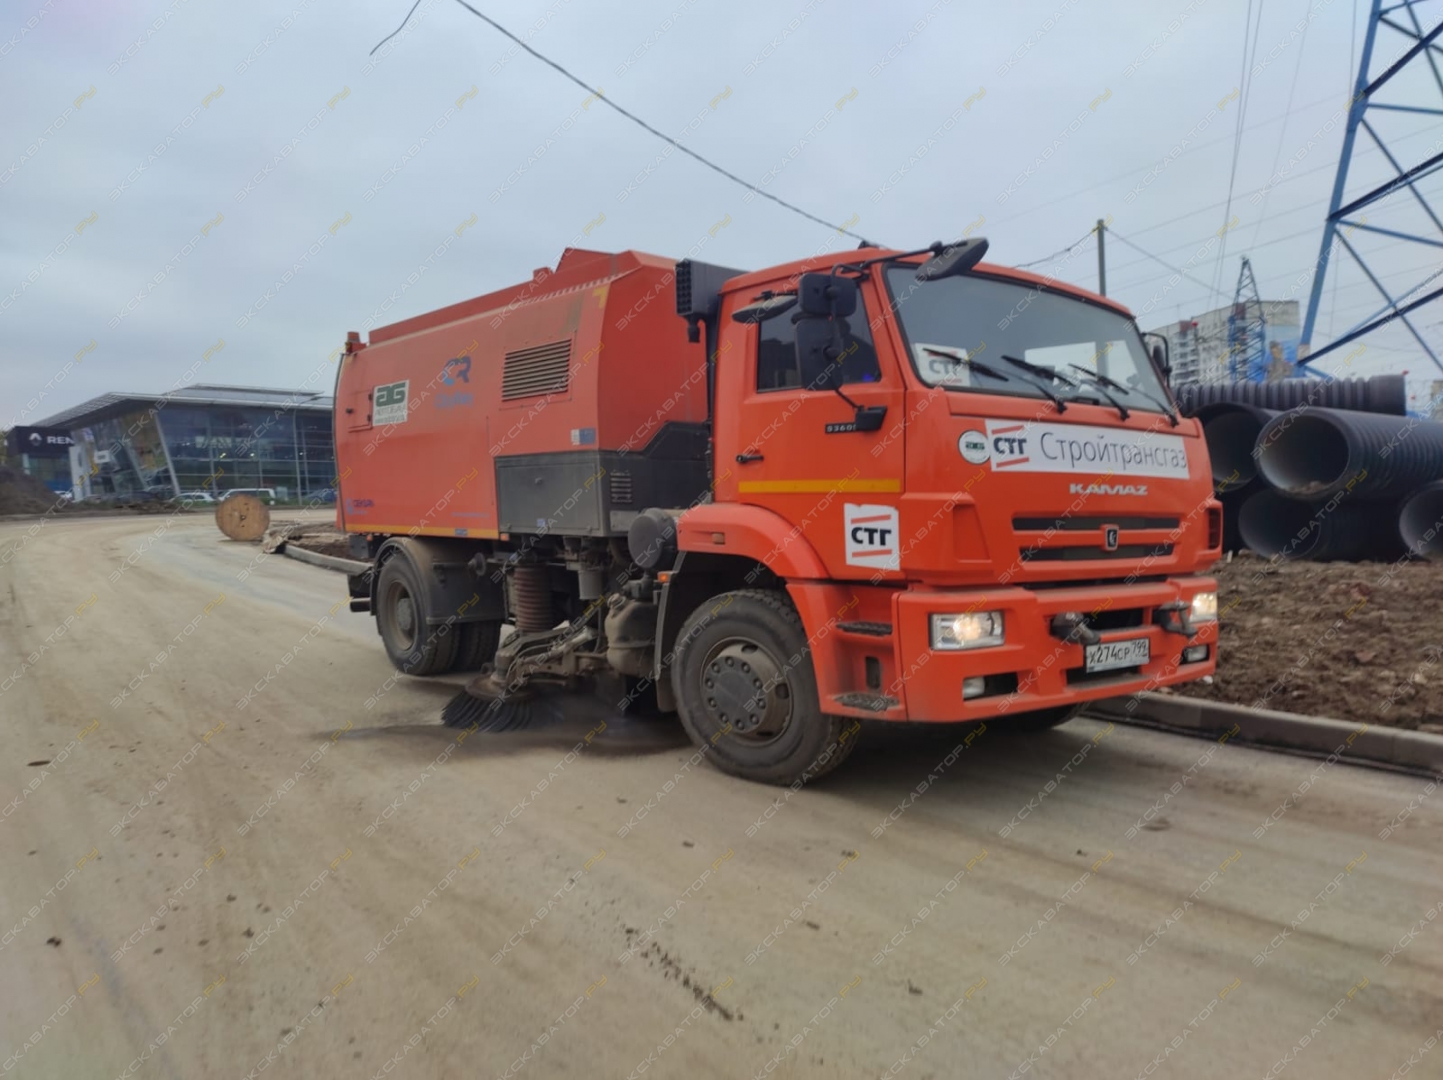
[{"x1": 215, "y1": 493, "x2": 270, "y2": 541}]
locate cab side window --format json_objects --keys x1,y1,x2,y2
[{"x1": 755, "y1": 305, "x2": 882, "y2": 392}]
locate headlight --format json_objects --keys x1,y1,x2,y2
[
  {"x1": 931, "y1": 611, "x2": 1004, "y2": 650},
  {"x1": 1190, "y1": 591, "x2": 1218, "y2": 622}
]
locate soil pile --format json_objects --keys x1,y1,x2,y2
[
  {"x1": 1174, "y1": 551, "x2": 1443, "y2": 731},
  {"x1": 272, "y1": 523, "x2": 353, "y2": 560},
  {"x1": 0, "y1": 465, "x2": 64, "y2": 515}
]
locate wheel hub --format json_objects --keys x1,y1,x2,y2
[
  {"x1": 395, "y1": 594, "x2": 415, "y2": 639},
  {"x1": 701, "y1": 639, "x2": 790, "y2": 742}
]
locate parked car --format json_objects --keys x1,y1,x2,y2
[
  {"x1": 178, "y1": 491, "x2": 217, "y2": 503},
  {"x1": 218, "y1": 488, "x2": 276, "y2": 504},
  {"x1": 306, "y1": 488, "x2": 337, "y2": 503}
]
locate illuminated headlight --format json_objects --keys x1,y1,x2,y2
[
  {"x1": 930, "y1": 611, "x2": 1004, "y2": 650},
  {"x1": 1190, "y1": 591, "x2": 1218, "y2": 622}
]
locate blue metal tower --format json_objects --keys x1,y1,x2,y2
[
  {"x1": 1228, "y1": 257, "x2": 1268, "y2": 381},
  {"x1": 1299, "y1": 0, "x2": 1443, "y2": 372}
]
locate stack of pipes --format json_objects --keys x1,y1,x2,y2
[{"x1": 1175, "y1": 375, "x2": 1443, "y2": 561}]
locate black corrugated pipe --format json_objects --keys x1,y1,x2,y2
[
  {"x1": 1176, "y1": 374, "x2": 1405, "y2": 416},
  {"x1": 1399, "y1": 480, "x2": 1443, "y2": 556},
  {"x1": 1194, "y1": 403, "x2": 1276, "y2": 492},
  {"x1": 1219, "y1": 489, "x2": 1247, "y2": 553},
  {"x1": 1237, "y1": 489, "x2": 1401, "y2": 561},
  {"x1": 1256, "y1": 407, "x2": 1443, "y2": 500}
]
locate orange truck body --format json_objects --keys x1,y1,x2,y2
[{"x1": 335, "y1": 245, "x2": 1218, "y2": 734}]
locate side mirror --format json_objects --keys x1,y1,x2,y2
[
  {"x1": 1145, "y1": 334, "x2": 1171, "y2": 381},
  {"x1": 795, "y1": 318, "x2": 843, "y2": 391},
  {"x1": 915, "y1": 237, "x2": 989, "y2": 281},
  {"x1": 797, "y1": 273, "x2": 857, "y2": 317}
]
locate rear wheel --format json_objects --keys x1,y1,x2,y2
[
  {"x1": 1006, "y1": 704, "x2": 1085, "y2": 732},
  {"x1": 375, "y1": 556, "x2": 458, "y2": 675},
  {"x1": 672, "y1": 589, "x2": 857, "y2": 786},
  {"x1": 452, "y1": 620, "x2": 503, "y2": 673}
]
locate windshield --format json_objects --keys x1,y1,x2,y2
[{"x1": 883, "y1": 267, "x2": 1171, "y2": 410}]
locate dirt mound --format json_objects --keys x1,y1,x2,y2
[
  {"x1": 1174, "y1": 551, "x2": 1443, "y2": 730},
  {"x1": 267, "y1": 524, "x2": 354, "y2": 560},
  {"x1": 0, "y1": 464, "x2": 64, "y2": 515}
]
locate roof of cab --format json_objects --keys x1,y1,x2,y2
[{"x1": 721, "y1": 248, "x2": 1135, "y2": 318}]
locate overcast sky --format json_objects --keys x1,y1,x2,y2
[{"x1": 4, "y1": 0, "x2": 1442, "y2": 424}]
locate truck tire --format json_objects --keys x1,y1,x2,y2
[
  {"x1": 1006, "y1": 704, "x2": 1085, "y2": 732},
  {"x1": 452, "y1": 620, "x2": 503, "y2": 673},
  {"x1": 672, "y1": 589, "x2": 857, "y2": 786},
  {"x1": 376, "y1": 555, "x2": 459, "y2": 675}
]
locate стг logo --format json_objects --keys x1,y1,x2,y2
[
  {"x1": 958, "y1": 430, "x2": 989, "y2": 464},
  {"x1": 844, "y1": 503, "x2": 900, "y2": 571}
]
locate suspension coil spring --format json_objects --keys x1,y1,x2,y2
[{"x1": 510, "y1": 564, "x2": 554, "y2": 634}]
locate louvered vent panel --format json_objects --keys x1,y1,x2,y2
[
  {"x1": 501, "y1": 339, "x2": 572, "y2": 401},
  {"x1": 610, "y1": 472, "x2": 634, "y2": 506}
]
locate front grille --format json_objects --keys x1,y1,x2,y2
[
  {"x1": 1021, "y1": 543, "x2": 1173, "y2": 563},
  {"x1": 1024, "y1": 576, "x2": 1168, "y2": 589},
  {"x1": 501, "y1": 339, "x2": 572, "y2": 401},
  {"x1": 610, "y1": 471, "x2": 633, "y2": 506},
  {"x1": 1014, "y1": 514, "x2": 1179, "y2": 531},
  {"x1": 1086, "y1": 607, "x2": 1145, "y2": 631}
]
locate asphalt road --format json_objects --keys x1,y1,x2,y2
[{"x1": 1, "y1": 514, "x2": 1440, "y2": 1080}]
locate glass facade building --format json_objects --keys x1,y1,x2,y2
[{"x1": 33, "y1": 385, "x2": 335, "y2": 500}]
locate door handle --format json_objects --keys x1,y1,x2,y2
[{"x1": 736, "y1": 452, "x2": 764, "y2": 464}]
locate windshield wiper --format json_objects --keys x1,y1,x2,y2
[
  {"x1": 999, "y1": 355, "x2": 1070, "y2": 413},
  {"x1": 923, "y1": 346, "x2": 1010, "y2": 384},
  {"x1": 1070, "y1": 365, "x2": 1179, "y2": 426},
  {"x1": 1064, "y1": 365, "x2": 1129, "y2": 421}
]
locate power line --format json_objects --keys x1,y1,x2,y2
[
  {"x1": 1105, "y1": 228, "x2": 1232, "y2": 302},
  {"x1": 1107, "y1": 191, "x2": 1443, "y2": 291},
  {"x1": 1016, "y1": 228, "x2": 1095, "y2": 268},
  {"x1": 1249, "y1": 0, "x2": 1312, "y2": 248},
  {"x1": 1212, "y1": 0, "x2": 1268, "y2": 298},
  {"x1": 378, "y1": 0, "x2": 871, "y2": 243},
  {"x1": 1105, "y1": 190, "x2": 1427, "y2": 279},
  {"x1": 1117, "y1": 119, "x2": 1443, "y2": 246},
  {"x1": 371, "y1": 0, "x2": 426, "y2": 53},
  {"x1": 984, "y1": 87, "x2": 1349, "y2": 233}
]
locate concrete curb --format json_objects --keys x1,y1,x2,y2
[
  {"x1": 1089, "y1": 692, "x2": 1443, "y2": 777},
  {"x1": 280, "y1": 544, "x2": 370, "y2": 576}
]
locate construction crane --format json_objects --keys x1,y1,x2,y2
[{"x1": 1228, "y1": 257, "x2": 1267, "y2": 382}]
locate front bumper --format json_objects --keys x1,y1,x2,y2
[{"x1": 892, "y1": 576, "x2": 1217, "y2": 722}]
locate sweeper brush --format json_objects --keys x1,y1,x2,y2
[{"x1": 440, "y1": 673, "x2": 542, "y2": 733}]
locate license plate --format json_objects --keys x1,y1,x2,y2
[{"x1": 1085, "y1": 637, "x2": 1149, "y2": 673}]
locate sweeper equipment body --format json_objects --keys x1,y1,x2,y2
[{"x1": 334, "y1": 240, "x2": 1220, "y2": 784}]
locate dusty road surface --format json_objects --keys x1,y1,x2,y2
[{"x1": 2, "y1": 515, "x2": 1441, "y2": 1080}]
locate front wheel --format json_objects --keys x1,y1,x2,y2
[{"x1": 672, "y1": 589, "x2": 858, "y2": 786}]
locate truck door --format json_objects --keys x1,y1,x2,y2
[{"x1": 716, "y1": 289, "x2": 907, "y2": 579}]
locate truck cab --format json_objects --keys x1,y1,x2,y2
[{"x1": 674, "y1": 242, "x2": 1219, "y2": 732}]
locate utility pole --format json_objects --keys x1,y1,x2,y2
[{"x1": 1095, "y1": 218, "x2": 1107, "y2": 296}]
